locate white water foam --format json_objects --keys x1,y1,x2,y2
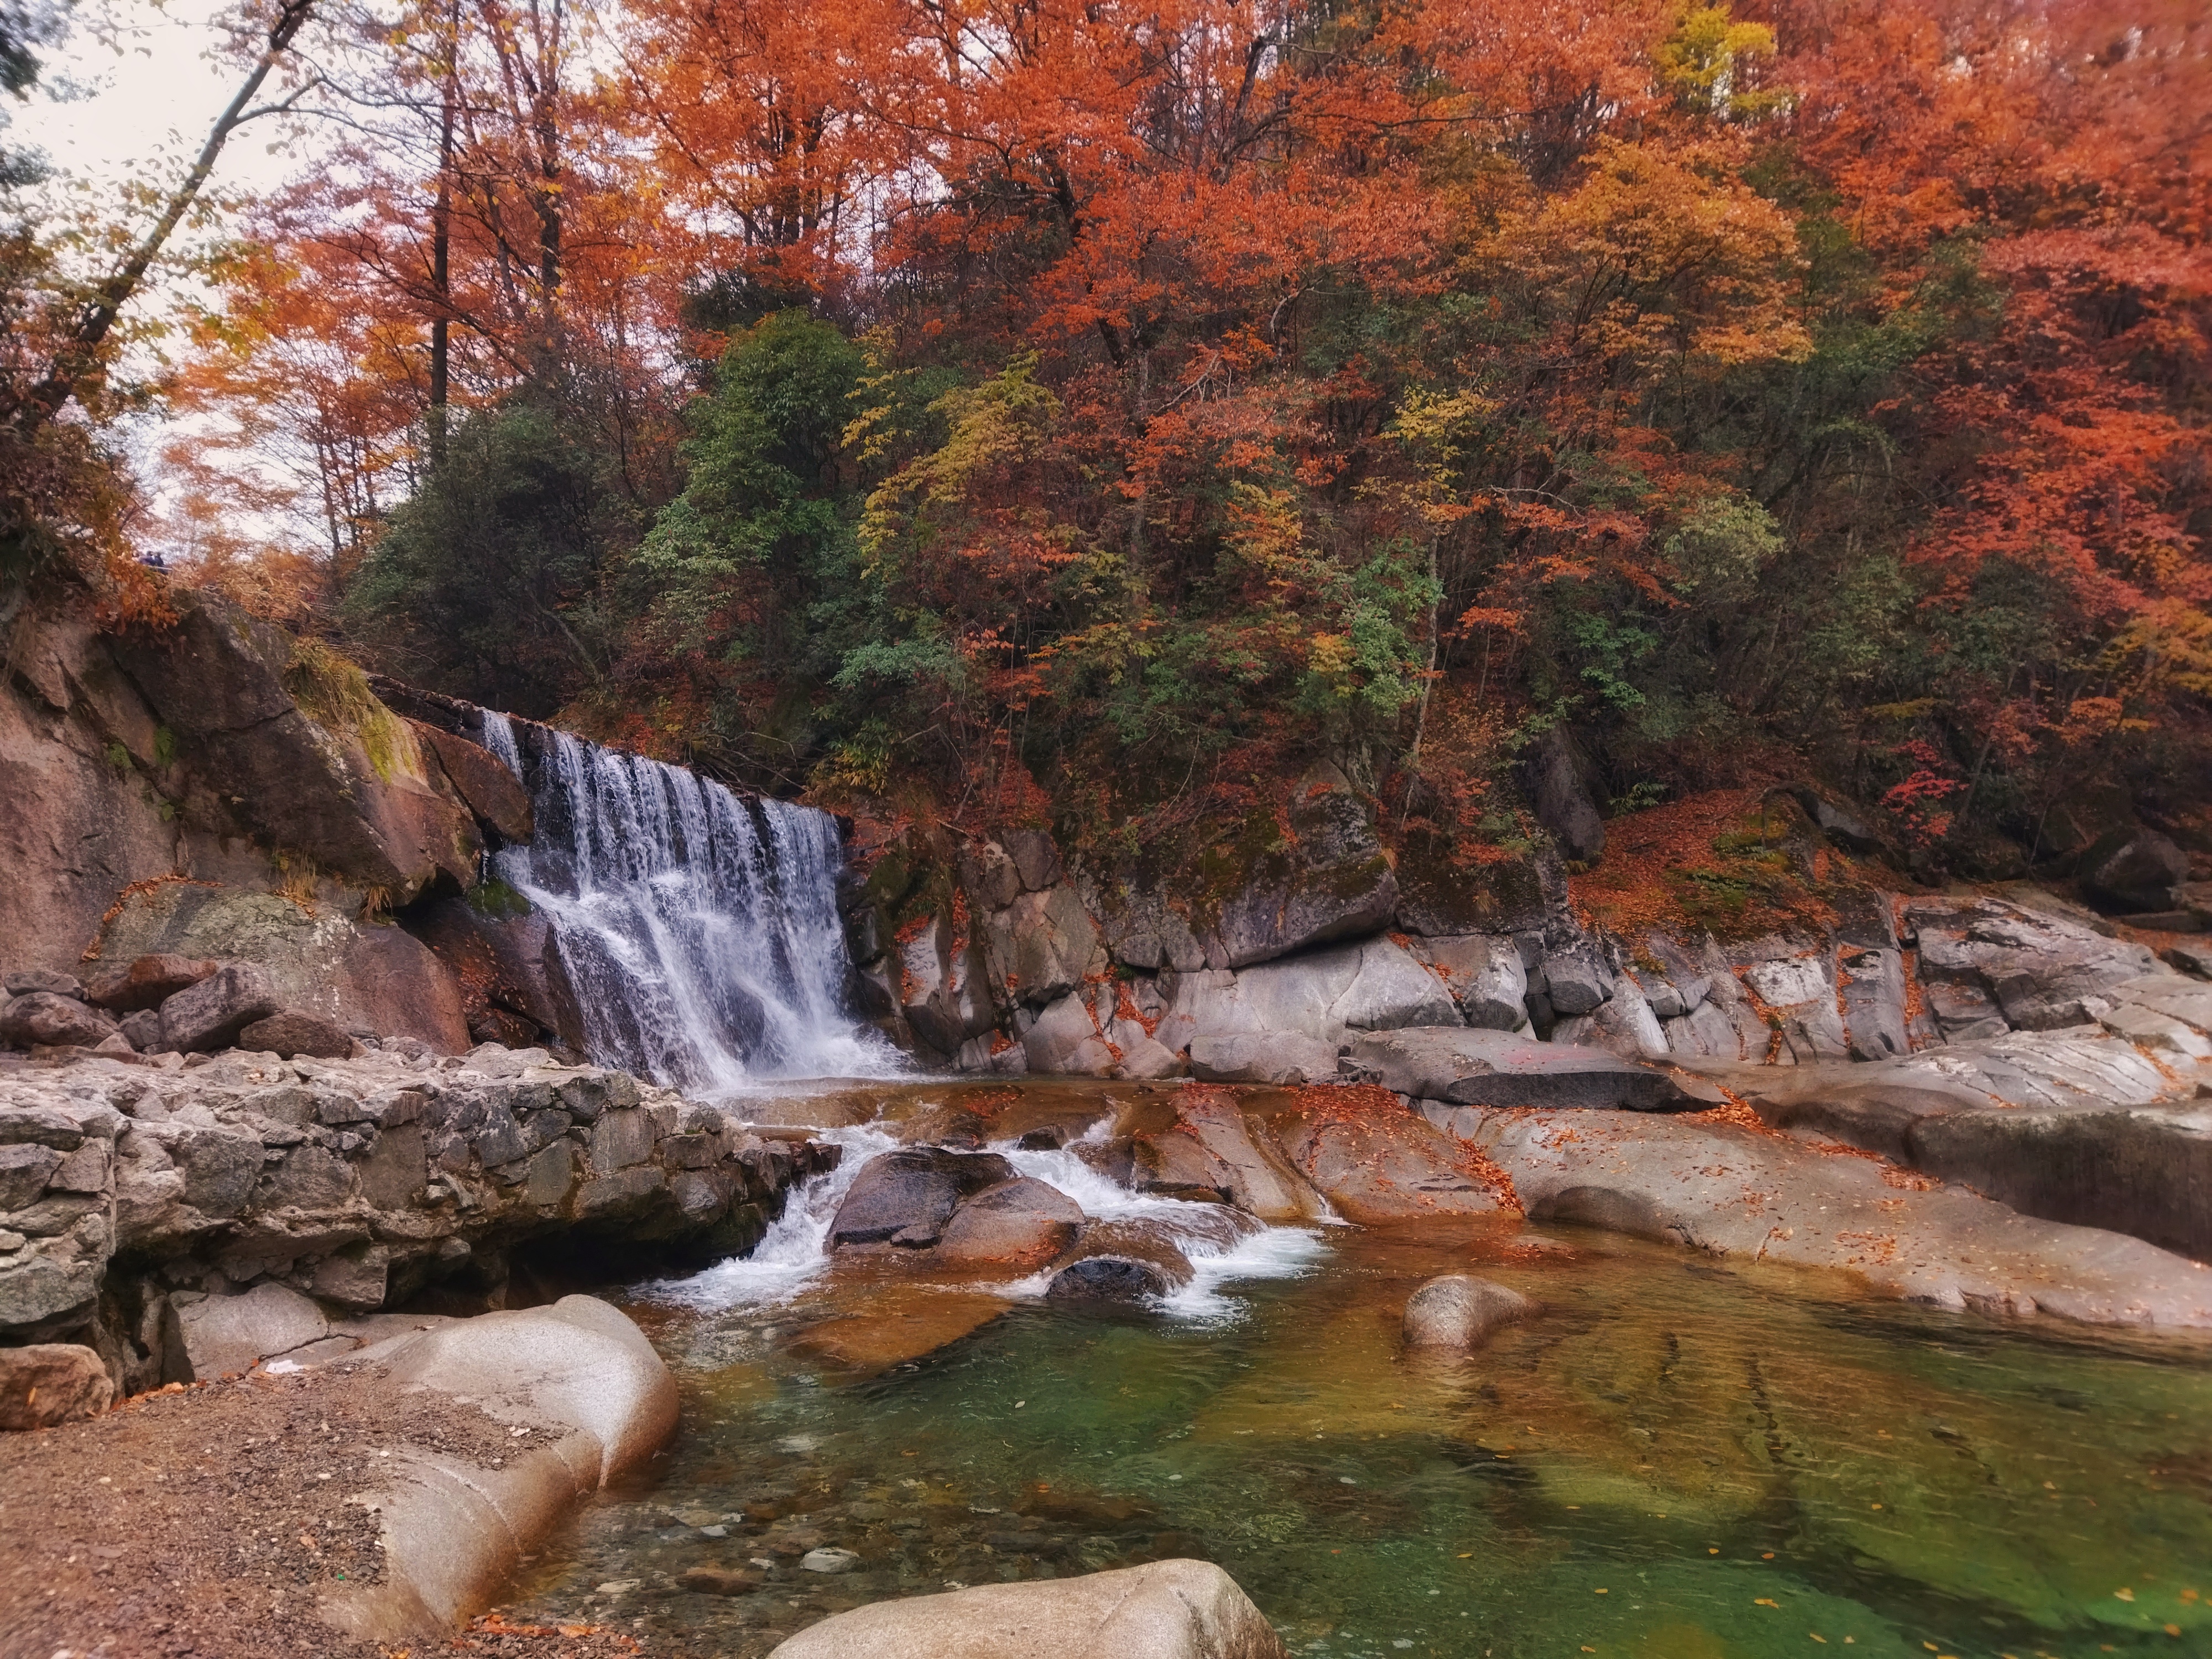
[
  {"x1": 642, "y1": 1120, "x2": 1328, "y2": 1324},
  {"x1": 478, "y1": 712, "x2": 901, "y2": 1089}
]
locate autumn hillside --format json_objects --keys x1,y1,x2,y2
[{"x1": 4, "y1": 0, "x2": 2208, "y2": 878}]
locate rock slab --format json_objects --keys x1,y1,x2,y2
[{"x1": 766, "y1": 1558, "x2": 1289, "y2": 1659}]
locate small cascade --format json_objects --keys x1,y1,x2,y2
[{"x1": 478, "y1": 713, "x2": 895, "y2": 1090}]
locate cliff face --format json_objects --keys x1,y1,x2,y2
[{"x1": 2, "y1": 583, "x2": 576, "y2": 1052}]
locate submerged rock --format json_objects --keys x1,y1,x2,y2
[
  {"x1": 766, "y1": 1558, "x2": 1288, "y2": 1659},
  {"x1": 1046, "y1": 1219, "x2": 1198, "y2": 1302},
  {"x1": 1402, "y1": 1274, "x2": 1536, "y2": 1350}
]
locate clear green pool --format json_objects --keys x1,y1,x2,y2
[{"x1": 503, "y1": 1134, "x2": 2212, "y2": 1659}]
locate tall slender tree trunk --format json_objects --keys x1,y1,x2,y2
[{"x1": 428, "y1": 3, "x2": 458, "y2": 466}]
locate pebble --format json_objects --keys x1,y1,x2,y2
[{"x1": 800, "y1": 1548, "x2": 859, "y2": 1574}]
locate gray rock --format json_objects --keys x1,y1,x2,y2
[
  {"x1": 237, "y1": 1009, "x2": 355, "y2": 1060},
  {"x1": 1345, "y1": 1027, "x2": 1691, "y2": 1110},
  {"x1": 992, "y1": 885, "x2": 1099, "y2": 1009},
  {"x1": 1402, "y1": 1275, "x2": 1536, "y2": 1350},
  {"x1": 2079, "y1": 827, "x2": 2190, "y2": 914},
  {"x1": 4, "y1": 969, "x2": 85, "y2": 998},
  {"x1": 1530, "y1": 729, "x2": 1605, "y2": 863},
  {"x1": 1046, "y1": 1219, "x2": 1198, "y2": 1302},
  {"x1": 0, "y1": 1142, "x2": 63, "y2": 1211},
  {"x1": 800, "y1": 1547, "x2": 860, "y2": 1574},
  {"x1": 1421, "y1": 935, "x2": 1529, "y2": 1030},
  {"x1": 1787, "y1": 788, "x2": 1882, "y2": 854},
  {"x1": 118, "y1": 1009, "x2": 163, "y2": 1051},
  {"x1": 1204, "y1": 770, "x2": 1397, "y2": 969},
  {"x1": 1553, "y1": 974, "x2": 1668, "y2": 1061},
  {"x1": 0, "y1": 1342, "x2": 116, "y2": 1429},
  {"x1": 1003, "y1": 827, "x2": 1063, "y2": 892},
  {"x1": 158, "y1": 963, "x2": 284, "y2": 1053},
  {"x1": 1838, "y1": 947, "x2": 1910, "y2": 1061},
  {"x1": 1187, "y1": 1032, "x2": 1340, "y2": 1086},
  {"x1": 1540, "y1": 942, "x2": 1613, "y2": 1016},
  {"x1": 1022, "y1": 990, "x2": 1120, "y2": 1077},
  {"x1": 765, "y1": 1560, "x2": 1288, "y2": 1659},
  {"x1": 829, "y1": 1148, "x2": 1017, "y2": 1249},
  {"x1": 1464, "y1": 1105, "x2": 2212, "y2": 1328},
  {"x1": 1908, "y1": 896, "x2": 2162, "y2": 1033},
  {"x1": 958, "y1": 840, "x2": 1022, "y2": 912},
  {"x1": 0, "y1": 1250, "x2": 101, "y2": 1329},
  {"x1": 0, "y1": 992, "x2": 118, "y2": 1050},
  {"x1": 310, "y1": 1244, "x2": 392, "y2": 1312},
  {"x1": 169, "y1": 1280, "x2": 329, "y2": 1379},
  {"x1": 82, "y1": 954, "x2": 219, "y2": 1013}
]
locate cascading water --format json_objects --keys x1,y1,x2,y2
[{"x1": 478, "y1": 712, "x2": 897, "y2": 1091}]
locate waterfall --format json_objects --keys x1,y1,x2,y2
[{"x1": 478, "y1": 714, "x2": 896, "y2": 1091}]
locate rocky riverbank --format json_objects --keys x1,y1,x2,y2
[{"x1": 0, "y1": 1038, "x2": 837, "y2": 1405}]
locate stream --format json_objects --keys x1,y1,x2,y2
[{"x1": 491, "y1": 1079, "x2": 2212, "y2": 1659}]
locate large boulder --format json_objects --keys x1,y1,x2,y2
[
  {"x1": 1187, "y1": 1032, "x2": 1340, "y2": 1085},
  {"x1": 765, "y1": 1559, "x2": 1289, "y2": 1659},
  {"x1": 1344, "y1": 1027, "x2": 1692, "y2": 1111},
  {"x1": 82, "y1": 953, "x2": 218, "y2": 1013},
  {"x1": 933, "y1": 1177, "x2": 1085, "y2": 1267},
  {"x1": 408, "y1": 720, "x2": 533, "y2": 844},
  {"x1": 1418, "y1": 935, "x2": 1530, "y2": 1031},
  {"x1": 1392, "y1": 831, "x2": 1555, "y2": 937},
  {"x1": 237, "y1": 1010, "x2": 354, "y2": 1060},
  {"x1": 1528, "y1": 728, "x2": 1605, "y2": 863},
  {"x1": 1, "y1": 604, "x2": 197, "y2": 977},
  {"x1": 1402, "y1": 1274, "x2": 1535, "y2": 1351},
  {"x1": 165, "y1": 1280, "x2": 330, "y2": 1380},
  {"x1": 896, "y1": 912, "x2": 999, "y2": 1055},
  {"x1": 404, "y1": 895, "x2": 587, "y2": 1051},
  {"x1": 828, "y1": 1148, "x2": 1017, "y2": 1248},
  {"x1": 0, "y1": 992, "x2": 118, "y2": 1050},
  {"x1": 2078, "y1": 827, "x2": 2191, "y2": 915},
  {"x1": 157, "y1": 963, "x2": 284, "y2": 1053},
  {"x1": 1190, "y1": 768, "x2": 1397, "y2": 969},
  {"x1": 1132, "y1": 1091, "x2": 1331, "y2": 1221},
  {"x1": 1462, "y1": 1106, "x2": 2212, "y2": 1329},
  {"x1": 1045, "y1": 1219, "x2": 1197, "y2": 1301},
  {"x1": 112, "y1": 591, "x2": 481, "y2": 901},
  {"x1": 98, "y1": 883, "x2": 472, "y2": 1052},
  {"x1": 983, "y1": 884, "x2": 1100, "y2": 1008},
  {"x1": 1156, "y1": 937, "x2": 1456, "y2": 1058},
  {"x1": 0, "y1": 1342, "x2": 115, "y2": 1429},
  {"x1": 1265, "y1": 1089, "x2": 1514, "y2": 1224},
  {"x1": 1906, "y1": 896, "x2": 2166, "y2": 1032}
]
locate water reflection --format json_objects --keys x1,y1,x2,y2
[{"x1": 502, "y1": 1099, "x2": 2212, "y2": 1659}]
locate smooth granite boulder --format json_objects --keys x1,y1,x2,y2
[
  {"x1": 933, "y1": 1177, "x2": 1085, "y2": 1267},
  {"x1": 766, "y1": 1559, "x2": 1289, "y2": 1659}
]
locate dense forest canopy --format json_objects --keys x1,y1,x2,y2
[{"x1": 5, "y1": 0, "x2": 2208, "y2": 868}]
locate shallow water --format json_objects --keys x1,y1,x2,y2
[{"x1": 505, "y1": 1087, "x2": 2212, "y2": 1659}]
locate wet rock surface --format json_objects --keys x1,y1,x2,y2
[{"x1": 1401, "y1": 1274, "x2": 1536, "y2": 1351}]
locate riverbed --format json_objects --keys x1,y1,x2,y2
[{"x1": 498, "y1": 1082, "x2": 2212, "y2": 1659}]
